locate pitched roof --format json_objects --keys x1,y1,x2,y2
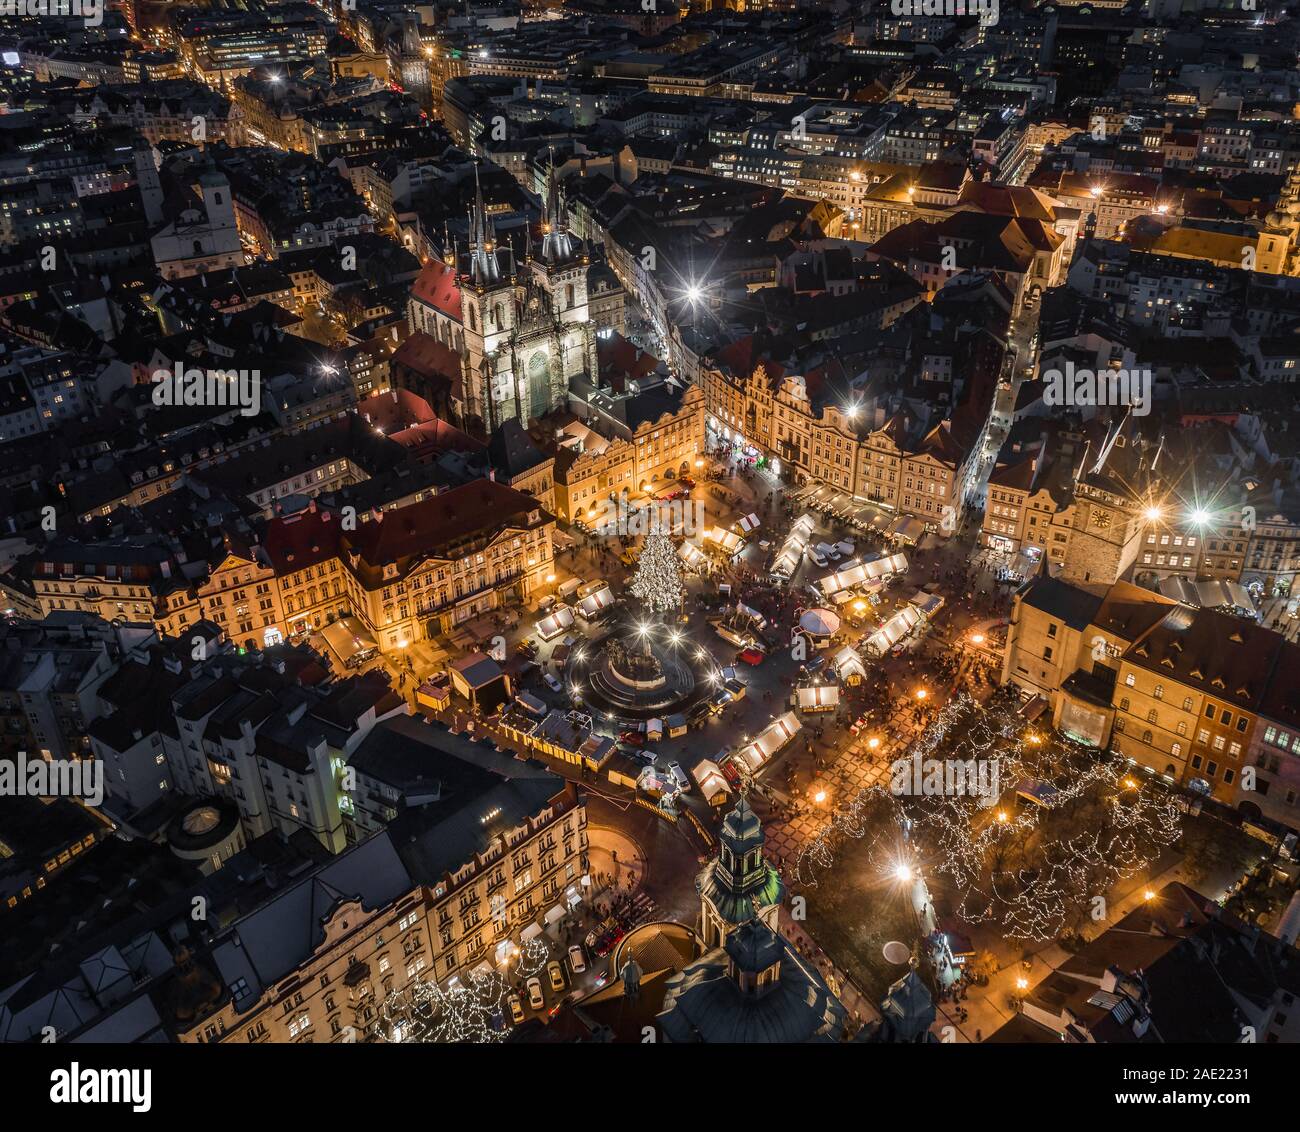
[{"x1": 409, "y1": 259, "x2": 463, "y2": 323}]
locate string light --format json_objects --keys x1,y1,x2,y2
[
  {"x1": 628, "y1": 525, "x2": 684, "y2": 615},
  {"x1": 793, "y1": 695, "x2": 1183, "y2": 942},
  {"x1": 514, "y1": 935, "x2": 551, "y2": 978},
  {"x1": 378, "y1": 968, "x2": 511, "y2": 1044}
]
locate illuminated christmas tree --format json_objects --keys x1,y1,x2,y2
[{"x1": 628, "y1": 525, "x2": 684, "y2": 617}]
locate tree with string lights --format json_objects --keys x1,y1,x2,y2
[{"x1": 628, "y1": 522, "x2": 684, "y2": 619}]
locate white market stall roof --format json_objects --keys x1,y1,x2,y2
[
  {"x1": 679, "y1": 541, "x2": 709, "y2": 571},
  {"x1": 735, "y1": 711, "x2": 802, "y2": 771},
  {"x1": 692, "y1": 758, "x2": 731, "y2": 803},
  {"x1": 796, "y1": 685, "x2": 840, "y2": 709},
  {"x1": 832, "y1": 646, "x2": 867, "y2": 679},
  {"x1": 864, "y1": 605, "x2": 922, "y2": 656},
  {"x1": 817, "y1": 559, "x2": 866, "y2": 596},
  {"x1": 704, "y1": 526, "x2": 745, "y2": 556},
  {"x1": 576, "y1": 583, "x2": 614, "y2": 618},
  {"x1": 863, "y1": 552, "x2": 909, "y2": 580},
  {"x1": 790, "y1": 513, "x2": 817, "y2": 539},
  {"x1": 737, "y1": 601, "x2": 767, "y2": 628},
  {"x1": 799, "y1": 607, "x2": 841, "y2": 637},
  {"x1": 536, "y1": 604, "x2": 575, "y2": 639},
  {"x1": 737, "y1": 512, "x2": 762, "y2": 533},
  {"x1": 772, "y1": 543, "x2": 802, "y2": 578}
]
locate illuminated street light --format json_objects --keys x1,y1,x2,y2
[
  {"x1": 1015, "y1": 976, "x2": 1029, "y2": 990},
  {"x1": 893, "y1": 863, "x2": 914, "y2": 883},
  {"x1": 971, "y1": 633, "x2": 985, "y2": 645},
  {"x1": 1189, "y1": 508, "x2": 1211, "y2": 525},
  {"x1": 867, "y1": 736, "x2": 880, "y2": 750},
  {"x1": 996, "y1": 810, "x2": 1008, "y2": 823},
  {"x1": 1144, "y1": 889, "x2": 1156, "y2": 902},
  {"x1": 915, "y1": 688, "x2": 928, "y2": 701},
  {"x1": 1143, "y1": 506, "x2": 1162, "y2": 522},
  {"x1": 813, "y1": 789, "x2": 827, "y2": 804}
]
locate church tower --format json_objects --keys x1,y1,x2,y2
[
  {"x1": 1059, "y1": 418, "x2": 1146, "y2": 586},
  {"x1": 529, "y1": 153, "x2": 598, "y2": 391},
  {"x1": 459, "y1": 165, "x2": 518, "y2": 431},
  {"x1": 697, "y1": 798, "x2": 786, "y2": 949}
]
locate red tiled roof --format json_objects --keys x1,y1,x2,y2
[
  {"x1": 263, "y1": 507, "x2": 343, "y2": 574},
  {"x1": 410, "y1": 260, "x2": 463, "y2": 322},
  {"x1": 391, "y1": 330, "x2": 463, "y2": 384}
]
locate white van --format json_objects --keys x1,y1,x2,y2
[{"x1": 806, "y1": 545, "x2": 828, "y2": 568}]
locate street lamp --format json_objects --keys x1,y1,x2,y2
[
  {"x1": 970, "y1": 632, "x2": 985, "y2": 646},
  {"x1": 1143, "y1": 506, "x2": 1162, "y2": 522},
  {"x1": 915, "y1": 688, "x2": 928, "y2": 701}
]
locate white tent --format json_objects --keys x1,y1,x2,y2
[
  {"x1": 737, "y1": 512, "x2": 762, "y2": 533},
  {"x1": 796, "y1": 685, "x2": 840, "y2": 711},
  {"x1": 704, "y1": 526, "x2": 745, "y2": 557},
  {"x1": 735, "y1": 711, "x2": 802, "y2": 770},
  {"x1": 864, "y1": 605, "x2": 922, "y2": 656},
  {"x1": 832, "y1": 646, "x2": 867, "y2": 679},
  {"x1": 692, "y1": 759, "x2": 731, "y2": 805},
  {"x1": 863, "y1": 552, "x2": 909, "y2": 581},
  {"x1": 679, "y1": 541, "x2": 709, "y2": 572},
  {"x1": 817, "y1": 559, "x2": 867, "y2": 597},
  {"x1": 575, "y1": 583, "x2": 614, "y2": 620},
  {"x1": 536, "y1": 604, "x2": 575, "y2": 640}
]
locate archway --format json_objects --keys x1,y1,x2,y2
[{"x1": 526, "y1": 351, "x2": 550, "y2": 418}]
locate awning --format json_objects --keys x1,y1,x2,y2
[
  {"x1": 521, "y1": 922, "x2": 543, "y2": 941},
  {"x1": 544, "y1": 903, "x2": 567, "y2": 925},
  {"x1": 886, "y1": 516, "x2": 925, "y2": 544}
]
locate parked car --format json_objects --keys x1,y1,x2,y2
[
  {"x1": 543, "y1": 672, "x2": 564, "y2": 693},
  {"x1": 547, "y1": 960, "x2": 566, "y2": 992},
  {"x1": 508, "y1": 994, "x2": 525, "y2": 1023},
  {"x1": 668, "y1": 761, "x2": 691, "y2": 793},
  {"x1": 568, "y1": 944, "x2": 587, "y2": 974},
  {"x1": 805, "y1": 654, "x2": 827, "y2": 674},
  {"x1": 526, "y1": 977, "x2": 545, "y2": 1010},
  {"x1": 618, "y1": 729, "x2": 645, "y2": 747}
]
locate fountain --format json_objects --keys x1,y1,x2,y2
[{"x1": 570, "y1": 620, "x2": 714, "y2": 721}]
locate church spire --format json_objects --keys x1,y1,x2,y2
[
  {"x1": 539, "y1": 148, "x2": 577, "y2": 268},
  {"x1": 469, "y1": 163, "x2": 501, "y2": 287}
]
